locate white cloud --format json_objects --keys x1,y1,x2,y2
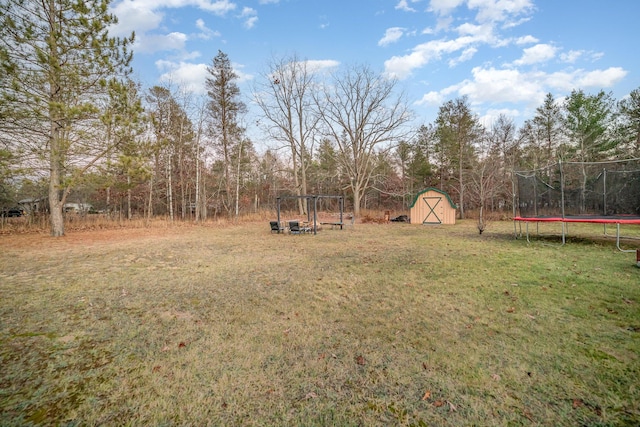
[
  {"x1": 305, "y1": 60, "x2": 341, "y2": 73},
  {"x1": 480, "y1": 108, "x2": 522, "y2": 128},
  {"x1": 192, "y1": 0, "x2": 236, "y2": 15},
  {"x1": 239, "y1": 7, "x2": 257, "y2": 29},
  {"x1": 195, "y1": 18, "x2": 221, "y2": 39},
  {"x1": 456, "y1": 22, "x2": 485, "y2": 37},
  {"x1": 244, "y1": 16, "x2": 258, "y2": 29},
  {"x1": 455, "y1": 22, "x2": 496, "y2": 44},
  {"x1": 515, "y1": 35, "x2": 538, "y2": 45},
  {"x1": 231, "y1": 62, "x2": 254, "y2": 83},
  {"x1": 560, "y1": 50, "x2": 583, "y2": 64},
  {"x1": 513, "y1": 43, "x2": 557, "y2": 65},
  {"x1": 384, "y1": 36, "x2": 477, "y2": 79},
  {"x1": 258, "y1": 0, "x2": 279, "y2": 3},
  {"x1": 415, "y1": 65, "x2": 628, "y2": 114},
  {"x1": 157, "y1": 61, "x2": 210, "y2": 94},
  {"x1": 110, "y1": 1, "x2": 164, "y2": 37},
  {"x1": 110, "y1": 0, "x2": 236, "y2": 42},
  {"x1": 155, "y1": 60, "x2": 254, "y2": 94},
  {"x1": 459, "y1": 66, "x2": 543, "y2": 105},
  {"x1": 379, "y1": 27, "x2": 405, "y2": 47},
  {"x1": 435, "y1": 15, "x2": 454, "y2": 31},
  {"x1": 448, "y1": 47, "x2": 477, "y2": 67},
  {"x1": 396, "y1": 0, "x2": 421, "y2": 12},
  {"x1": 559, "y1": 50, "x2": 605, "y2": 64},
  {"x1": 429, "y1": 0, "x2": 465, "y2": 16},
  {"x1": 385, "y1": 0, "x2": 536, "y2": 78},
  {"x1": 468, "y1": 0, "x2": 535, "y2": 24},
  {"x1": 545, "y1": 67, "x2": 627, "y2": 91},
  {"x1": 135, "y1": 32, "x2": 188, "y2": 54},
  {"x1": 415, "y1": 90, "x2": 444, "y2": 106}
]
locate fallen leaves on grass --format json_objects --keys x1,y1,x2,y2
[
  {"x1": 573, "y1": 399, "x2": 584, "y2": 409},
  {"x1": 355, "y1": 355, "x2": 366, "y2": 365},
  {"x1": 424, "y1": 394, "x2": 456, "y2": 412},
  {"x1": 506, "y1": 307, "x2": 515, "y2": 313}
]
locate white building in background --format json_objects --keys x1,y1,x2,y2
[
  {"x1": 63, "y1": 202, "x2": 92, "y2": 213},
  {"x1": 18, "y1": 198, "x2": 44, "y2": 214}
]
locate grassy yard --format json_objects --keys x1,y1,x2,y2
[{"x1": 0, "y1": 219, "x2": 638, "y2": 426}]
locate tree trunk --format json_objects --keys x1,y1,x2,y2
[
  {"x1": 458, "y1": 139, "x2": 465, "y2": 219},
  {"x1": 47, "y1": 0, "x2": 64, "y2": 237},
  {"x1": 352, "y1": 185, "x2": 361, "y2": 216},
  {"x1": 167, "y1": 155, "x2": 174, "y2": 222},
  {"x1": 146, "y1": 176, "x2": 154, "y2": 225},
  {"x1": 127, "y1": 175, "x2": 132, "y2": 220},
  {"x1": 195, "y1": 146, "x2": 201, "y2": 223},
  {"x1": 49, "y1": 173, "x2": 64, "y2": 236},
  {"x1": 235, "y1": 141, "x2": 242, "y2": 219},
  {"x1": 106, "y1": 186, "x2": 111, "y2": 216}
]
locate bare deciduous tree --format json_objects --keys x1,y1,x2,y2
[
  {"x1": 254, "y1": 54, "x2": 321, "y2": 214},
  {"x1": 316, "y1": 65, "x2": 412, "y2": 216}
]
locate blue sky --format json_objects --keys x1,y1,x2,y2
[{"x1": 109, "y1": 0, "x2": 639, "y2": 133}]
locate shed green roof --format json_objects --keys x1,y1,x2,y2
[{"x1": 409, "y1": 187, "x2": 458, "y2": 209}]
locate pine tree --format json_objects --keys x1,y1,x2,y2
[
  {"x1": 0, "y1": 0, "x2": 134, "y2": 236},
  {"x1": 205, "y1": 50, "x2": 246, "y2": 215},
  {"x1": 434, "y1": 97, "x2": 483, "y2": 219}
]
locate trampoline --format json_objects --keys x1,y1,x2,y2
[{"x1": 513, "y1": 158, "x2": 640, "y2": 252}]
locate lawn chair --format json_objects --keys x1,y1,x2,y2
[
  {"x1": 289, "y1": 221, "x2": 305, "y2": 234},
  {"x1": 270, "y1": 221, "x2": 284, "y2": 233}
]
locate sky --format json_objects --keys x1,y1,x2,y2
[{"x1": 109, "y1": 0, "x2": 640, "y2": 138}]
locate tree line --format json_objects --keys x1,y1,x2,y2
[{"x1": 1, "y1": 0, "x2": 639, "y2": 236}]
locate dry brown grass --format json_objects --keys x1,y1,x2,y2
[{"x1": 0, "y1": 219, "x2": 639, "y2": 426}]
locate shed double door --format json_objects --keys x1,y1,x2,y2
[{"x1": 421, "y1": 196, "x2": 444, "y2": 224}]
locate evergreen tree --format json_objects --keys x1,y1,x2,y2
[
  {"x1": 564, "y1": 89, "x2": 616, "y2": 162},
  {"x1": 617, "y1": 87, "x2": 640, "y2": 156},
  {"x1": 434, "y1": 97, "x2": 483, "y2": 219},
  {"x1": 0, "y1": 0, "x2": 134, "y2": 236},
  {"x1": 533, "y1": 93, "x2": 564, "y2": 162},
  {"x1": 205, "y1": 50, "x2": 246, "y2": 215}
]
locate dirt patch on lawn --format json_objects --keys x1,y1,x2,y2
[{"x1": 0, "y1": 224, "x2": 208, "y2": 252}]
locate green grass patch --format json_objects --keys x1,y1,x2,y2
[{"x1": 1, "y1": 220, "x2": 638, "y2": 426}]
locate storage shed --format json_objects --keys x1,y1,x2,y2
[{"x1": 409, "y1": 188, "x2": 457, "y2": 225}]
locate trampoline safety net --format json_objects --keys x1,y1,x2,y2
[{"x1": 515, "y1": 158, "x2": 640, "y2": 218}]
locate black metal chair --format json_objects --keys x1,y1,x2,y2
[
  {"x1": 289, "y1": 221, "x2": 304, "y2": 234},
  {"x1": 270, "y1": 221, "x2": 284, "y2": 233}
]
